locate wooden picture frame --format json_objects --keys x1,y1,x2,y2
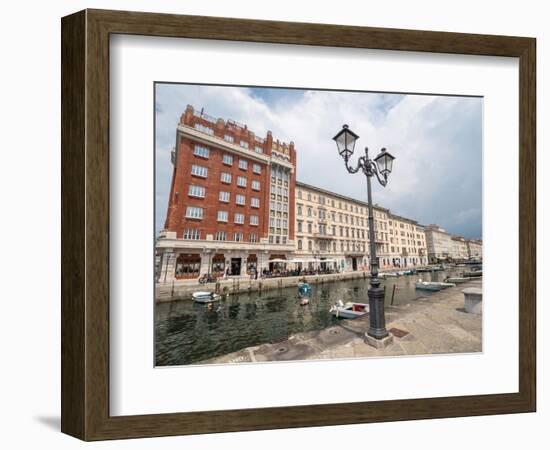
[{"x1": 61, "y1": 9, "x2": 536, "y2": 441}]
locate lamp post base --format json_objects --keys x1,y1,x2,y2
[{"x1": 364, "y1": 332, "x2": 394, "y2": 349}]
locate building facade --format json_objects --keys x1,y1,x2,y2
[
  {"x1": 467, "y1": 239, "x2": 483, "y2": 259},
  {"x1": 157, "y1": 105, "x2": 296, "y2": 282},
  {"x1": 295, "y1": 182, "x2": 370, "y2": 272},
  {"x1": 294, "y1": 182, "x2": 428, "y2": 272},
  {"x1": 450, "y1": 235, "x2": 469, "y2": 261},
  {"x1": 387, "y1": 214, "x2": 429, "y2": 267},
  {"x1": 424, "y1": 224, "x2": 452, "y2": 263}
]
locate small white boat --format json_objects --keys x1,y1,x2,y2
[
  {"x1": 445, "y1": 277, "x2": 469, "y2": 284},
  {"x1": 192, "y1": 291, "x2": 221, "y2": 303},
  {"x1": 415, "y1": 280, "x2": 456, "y2": 291},
  {"x1": 330, "y1": 300, "x2": 369, "y2": 319},
  {"x1": 380, "y1": 272, "x2": 399, "y2": 278}
]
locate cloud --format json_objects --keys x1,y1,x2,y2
[{"x1": 155, "y1": 84, "x2": 482, "y2": 239}]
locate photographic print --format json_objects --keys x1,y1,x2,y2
[{"x1": 154, "y1": 83, "x2": 483, "y2": 367}]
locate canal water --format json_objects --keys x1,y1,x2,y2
[{"x1": 155, "y1": 269, "x2": 462, "y2": 366}]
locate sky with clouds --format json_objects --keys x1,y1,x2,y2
[{"x1": 155, "y1": 83, "x2": 482, "y2": 239}]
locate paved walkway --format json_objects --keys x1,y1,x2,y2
[{"x1": 201, "y1": 279, "x2": 482, "y2": 364}]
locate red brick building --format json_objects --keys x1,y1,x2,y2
[{"x1": 157, "y1": 105, "x2": 296, "y2": 281}]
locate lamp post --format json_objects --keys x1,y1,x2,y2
[{"x1": 333, "y1": 124, "x2": 396, "y2": 341}]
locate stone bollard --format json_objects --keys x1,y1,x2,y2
[{"x1": 462, "y1": 287, "x2": 482, "y2": 314}]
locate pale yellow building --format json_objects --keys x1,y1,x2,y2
[
  {"x1": 387, "y1": 214, "x2": 429, "y2": 267},
  {"x1": 467, "y1": 239, "x2": 483, "y2": 259},
  {"x1": 295, "y1": 182, "x2": 421, "y2": 272},
  {"x1": 450, "y1": 235, "x2": 470, "y2": 261},
  {"x1": 424, "y1": 224, "x2": 452, "y2": 263}
]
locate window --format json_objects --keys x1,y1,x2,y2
[
  {"x1": 308, "y1": 241, "x2": 313, "y2": 251},
  {"x1": 307, "y1": 207, "x2": 312, "y2": 217},
  {"x1": 183, "y1": 229, "x2": 200, "y2": 240},
  {"x1": 238, "y1": 159, "x2": 248, "y2": 170},
  {"x1": 298, "y1": 240, "x2": 302, "y2": 250},
  {"x1": 307, "y1": 223, "x2": 312, "y2": 233},
  {"x1": 188, "y1": 185, "x2": 205, "y2": 198},
  {"x1": 240, "y1": 141, "x2": 249, "y2": 149},
  {"x1": 297, "y1": 205, "x2": 302, "y2": 216},
  {"x1": 221, "y1": 172, "x2": 232, "y2": 184},
  {"x1": 297, "y1": 190, "x2": 302, "y2": 199},
  {"x1": 251, "y1": 197, "x2": 260, "y2": 208},
  {"x1": 185, "y1": 206, "x2": 203, "y2": 219},
  {"x1": 297, "y1": 222, "x2": 302, "y2": 232},
  {"x1": 237, "y1": 176, "x2": 247, "y2": 187},
  {"x1": 252, "y1": 163, "x2": 261, "y2": 174},
  {"x1": 219, "y1": 191, "x2": 230, "y2": 203},
  {"x1": 254, "y1": 145, "x2": 263, "y2": 153},
  {"x1": 235, "y1": 213, "x2": 245, "y2": 224},
  {"x1": 234, "y1": 232, "x2": 244, "y2": 242},
  {"x1": 251, "y1": 180, "x2": 260, "y2": 191},
  {"x1": 194, "y1": 123, "x2": 213, "y2": 135},
  {"x1": 236, "y1": 194, "x2": 246, "y2": 205},
  {"x1": 217, "y1": 211, "x2": 228, "y2": 222},
  {"x1": 193, "y1": 145, "x2": 209, "y2": 158},
  {"x1": 249, "y1": 233, "x2": 258, "y2": 243},
  {"x1": 250, "y1": 215, "x2": 259, "y2": 226},
  {"x1": 222, "y1": 154, "x2": 233, "y2": 166},
  {"x1": 191, "y1": 164, "x2": 208, "y2": 178},
  {"x1": 224, "y1": 134, "x2": 234, "y2": 143},
  {"x1": 214, "y1": 231, "x2": 226, "y2": 241}
]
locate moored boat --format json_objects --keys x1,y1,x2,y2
[
  {"x1": 445, "y1": 277, "x2": 470, "y2": 284},
  {"x1": 463, "y1": 270, "x2": 482, "y2": 277},
  {"x1": 380, "y1": 272, "x2": 399, "y2": 278},
  {"x1": 399, "y1": 269, "x2": 416, "y2": 275},
  {"x1": 192, "y1": 291, "x2": 221, "y2": 303},
  {"x1": 298, "y1": 282, "x2": 312, "y2": 297},
  {"x1": 330, "y1": 300, "x2": 369, "y2": 319},
  {"x1": 415, "y1": 280, "x2": 456, "y2": 291}
]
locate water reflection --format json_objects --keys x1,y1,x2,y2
[{"x1": 155, "y1": 269, "x2": 462, "y2": 366}]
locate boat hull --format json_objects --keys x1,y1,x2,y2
[
  {"x1": 415, "y1": 282, "x2": 456, "y2": 291},
  {"x1": 330, "y1": 302, "x2": 369, "y2": 319},
  {"x1": 192, "y1": 291, "x2": 220, "y2": 303}
]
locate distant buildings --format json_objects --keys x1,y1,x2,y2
[
  {"x1": 425, "y1": 224, "x2": 452, "y2": 263},
  {"x1": 451, "y1": 235, "x2": 469, "y2": 261},
  {"x1": 425, "y1": 224, "x2": 482, "y2": 263},
  {"x1": 156, "y1": 106, "x2": 481, "y2": 282},
  {"x1": 467, "y1": 239, "x2": 483, "y2": 259}
]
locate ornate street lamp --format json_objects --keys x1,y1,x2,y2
[{"x1": 332, "y1": 124, "x2": 396, "y2": 342}]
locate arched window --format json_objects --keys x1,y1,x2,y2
[{"x1": 298, "y1": 240, "x2": 302, "y2": 250}]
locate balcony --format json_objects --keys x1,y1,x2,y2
[{"x1": 313, "y1": 232, "x2": 334, "y2": 240}]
